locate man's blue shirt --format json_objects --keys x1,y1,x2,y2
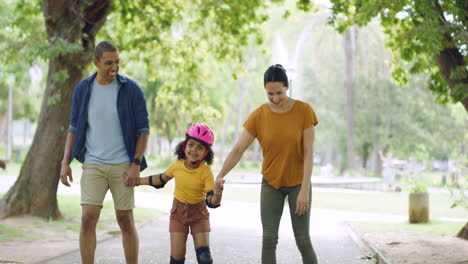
[{"x1": 68, "y1": 72, "x2": 149, "y2": 171}]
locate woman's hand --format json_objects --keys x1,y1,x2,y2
[
  {"x1": 213, "y1": 177, "x2": 225, "y2": 194},
  {"x1": 295, "y1": 188, "x2": 310, "y2": 216}
]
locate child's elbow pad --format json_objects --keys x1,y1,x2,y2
[{"x1": 149, "y1": 173, "x2": 167, "y2": 189}]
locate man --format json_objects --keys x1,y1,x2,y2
[{"x1": 60, "y1": 41, "x2": 149, "y2": 264}]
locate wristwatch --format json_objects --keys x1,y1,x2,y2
[{"x1": 133, "y1": 158, "x2": 141, "y2": 166}]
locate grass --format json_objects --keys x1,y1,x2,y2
[
  {"x1": 352, "y1": 220, "x2": 466, "y2": 236},
  {"x1": 2, "y1": 169, "x2": 466, "y2": 219},
  {"x1": 0, "y1": 194, "x2": 164, "y2": 243},
  {"x1": 1, "y1": 163, "x2": 466, "y2": 243},
  {"x1": 56, "y1": 195, "x2": 163, "y2": 231},
  {"x1": 229, "y1": 160, "x2": 262, "y2": 173},
  {"x1": 0, "y1": 162, "x2": 23, "y2": 177},
  {"x1": 310, "y1": 190, "x2": 468, "y2": 219},
  {"x1": 184, "y1": 184, "x2": 468, "y2": 220},
  {"x1": 0, "y1": 224, "x2": 26, "y2": 243},
  {"x1": 131, "y1": 178, "x2": 468, "y2": 219},
  {"x1": 222, "y1": 185, "x2": 260, "y2": 202}
]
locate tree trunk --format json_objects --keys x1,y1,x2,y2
[
  {"x1": 371, "y1": 116, "x2": 381, "y2": 176},
  {"x1": 343, "y1": 27, "x2": 357, "y2": 170},
  {"x1": 457, "y1": 222, "x2": 468, "y2": 241},
  {"x1": 0, "y1": 0, "x2": 111, "y2": 219},
  {"x1": 0, "y1": 115, "x2": 6, "y2": 146},
  {"x1": 435, "y1": 47, "x2": 468, "y2": 113},
  {"x1": 220, "y1": 103, "x2": 234, "y2": 161},
  {"x1": 235, "y1": 76, "x2": 247, "y2": 137},
  {"x1": 323, "y1": 137, "x2": 333, "y2": 166},
  {"x1": 433, "y1": 2, "x2": 468, "y2": 113},
  {"x1": 361, "y1": 142, "x2": 371, "y2": 169}
]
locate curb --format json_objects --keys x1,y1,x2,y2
[{"x1": 345, "y1": 222, "x2": 391, "y2": 264}]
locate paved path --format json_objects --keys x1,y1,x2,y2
[
  {"x1": 1, "y1": 176, "x2": 377, "y2": 263},
  {"x1": 43, "y1": 199, "x2": 374, "y2": 264}
]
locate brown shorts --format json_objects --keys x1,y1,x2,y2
[{"x1": 169, "y1": 198, "x2": 210, "y2": 234}]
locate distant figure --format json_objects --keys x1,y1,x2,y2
[
  {"x1": 378, "y1": 150, "x2": 397, "y2": 190},
  {"x1": 0, "y1": 159, "x2": 6, "y2": 170}
]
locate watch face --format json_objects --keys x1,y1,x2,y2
[{"x1": 133, "y1": 158, "x2": 141, "y2": 165}]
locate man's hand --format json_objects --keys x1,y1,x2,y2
[
  {"x1": 60, "y1": 162, "x2": 73, "y2": 187},
  {"x1": 125, "y1": 164, "x2": 140, "y2": 186},
  {"x1": 295, "y1": 189, "x2": 310, "y2": 216},
  {"x1": 124, "y1": 173, "x2": 141, "y2": 186}
]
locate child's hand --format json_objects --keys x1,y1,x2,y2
[
  {"x1": 214, "y1": 188, "x2": 223, "y2": 196},
  {"x1": 124, "y1": 174, "x2": 141, "y2": 186}
]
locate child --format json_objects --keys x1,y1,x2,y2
[{"x1": 130, "y1": 123, "x2": 222, "y2": 264}]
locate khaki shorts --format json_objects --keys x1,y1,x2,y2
[
  {"x1": 169, "y1": 198, "x2": 210, "y2": 234},
  {"x1": 80, "y1": 163, "x2": 134, "y2": 210}
]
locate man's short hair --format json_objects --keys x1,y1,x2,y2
[{"x1": 94, "y1": 41, "x2": 118, "y2": 61}]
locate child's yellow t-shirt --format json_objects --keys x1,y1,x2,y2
[
  {"x1": 244, "y1": 100, "x2": 318, "y2": 189},
  {"x1": 165, "y1": 160, "x2": 214, "y2": 204}
]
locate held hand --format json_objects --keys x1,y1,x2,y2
[
  {"x1": 295, "y1": 189, "x2": 310, "y2": 216},
  {"x1": 60, "y1": 163, "x2": 73, "y2": 187},
  {"x1": 213, "y1": 177, "x2": 225, "y2": 194},
  {"x1": 124, "y1": 173, "x2": 140, "y2": 186},
  {"x1": 124, "y1": 174, "x2": 140, "y2": 186},
  {"x1": 211, "y1": 193, "x2": 223, "y2": 206},
  {"x1": 125, "y1": 165, "x2": 140, "y2": 187}
]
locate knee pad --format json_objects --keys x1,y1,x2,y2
[
  {"x1": 170, "y1": 256, "x2": 185, "y2": 264},
  {"x1": 196, "y1": 246, "x2": 213, "y2": 264}
]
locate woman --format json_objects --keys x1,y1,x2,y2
[{"x1": 213, "y1": 64, "x2": 318, "y2": 264}]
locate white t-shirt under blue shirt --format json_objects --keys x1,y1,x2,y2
[{"x1": 84, "y1": 78, "x2": 130, "y2": 164}]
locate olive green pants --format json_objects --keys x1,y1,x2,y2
[{"x1": 260, "y1": 178, "x2": 318, "y2": 264}]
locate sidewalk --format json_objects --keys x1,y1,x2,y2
[
  {"x1": 35, "y1": 181, "x2": 376, "y2": 264},
  {"x1": 1, "y1": 176, "x2": 375, "y2": 263},
  {"x1": 42, "y1": 195, "x2": 374, "y2": 264}
]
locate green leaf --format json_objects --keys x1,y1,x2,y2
[
  {"x1": 47, "y1": 94, "x2": 60, "y2": 106},
  {"x1": 53, "y1": 70, "x2": 69, "y2": 83}
]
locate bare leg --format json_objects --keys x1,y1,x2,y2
[
  {"x1": 80, "y1": 205, "x2": 101, "y2": 264},
  {"x1": 116, "y1": 210, "x2": 139, "y2": 264},
  {"x1": 171, "y1": 232, "x2": 189, "y2": 260},
  {"x1": 193, "y1": 232, "x2": 212, "y2": 263},
  {"x1": 193, "y1": 232, "x2": 209, "y2": 248}
]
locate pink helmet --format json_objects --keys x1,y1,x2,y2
[{"x1": 185, "y1": 123, "x2": 215, "y2": 147}]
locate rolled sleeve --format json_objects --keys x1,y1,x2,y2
[
  {"x1": 68, "y1": 125, "x2": 77, "y2": 133},
  {"x1": 137, "y1": 127, "x2": 149, "y2": 135}
]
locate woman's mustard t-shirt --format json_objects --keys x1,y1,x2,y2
[
  {"x1": 244, "y1": 100, "x2": 318, "y2": 189},
  {"x1": 165, "y1": 160, "x2": 214, "y2": 204}
]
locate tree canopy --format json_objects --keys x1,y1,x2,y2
[{"x1": 329, "y1": 0, "x2": 468, "y2": 112}]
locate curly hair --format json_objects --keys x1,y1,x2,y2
[{"x1": 174, "y1": 139, "x2": 214, "y2": 165}]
